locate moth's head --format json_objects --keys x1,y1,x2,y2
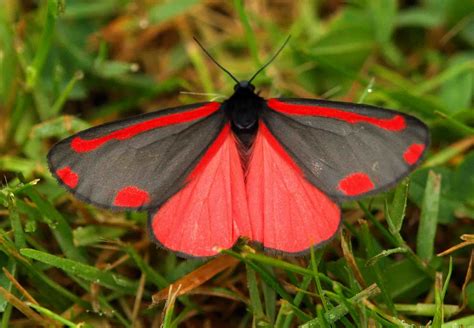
[{"x1": 234, "y1": 80, "x2": 256, "y2": 93}]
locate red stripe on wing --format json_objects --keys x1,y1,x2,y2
[
  {"x1": 71, "y1": 102, "x2": 221, "y2": 153},
  {"x1": 267, "y1": 99, "x2": 406, "y2": 131},
  {"x1": 246, "y1": 122, "x2": 341, "y2": 254}
]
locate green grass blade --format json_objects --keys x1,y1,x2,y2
[
  {"x1": 395, "y1": 303, "x2": 459, "y2": 317},
  {"x1": 8, "y1": 198, "x2": 26, "y2": 249},
  {"x1": 310, "y1": 247, "x2": 330, "y2": 312},
  {"x1": 148, "y1": 0, "x2": 200, "y2": 25},
  {"x1": 27, "y1": 302, "x2": 93, "y2": 328},
  {"x1": 0, "y1": 231, "x2": 87, "y2": 307},
  {"x1": 416, "y1": 171, "x2": 441, "y2": 261},
  {"x1": 262, "y1": 266, "x2": 277, "y2": 325},
  {"x1": 161, "y1": 285, "x2": 180, "y2": 328},
  {"x1": 234, "y1": 0, "x2": 260, "y2": 66},
  {"x1": 415, "y1": 60, "x2": 474, "y2": 95},
  {"x1": 360, "y1": 221, "x2": 396, "y2": 314},
  {"x1": 278, "y1": 275, "x2": 312, "y2": 328},
  {"x1": 442, "y1": 315, "x2": 474, "y2": 328},
  {"x1": 223, "y1": 250, "x2": 309, "y2": 321},
  {"x1": 387, "y1": 179, "x2": 409, "y2": 233},
  {"x1": 125, "y1": 246, "x2": 168, "y2": 289},
  {"x1": 433, "y1": 257, "x2": 453, "y2": 327},
  {"x1": 49, "y1": 71, "x2": 83, "y2": 116},
  {"x1": 0, "y1": 7, "x2": 17, "y2": 109},
  {"x1": 26, "y1": 0, "x2": 60, "y2": 91},
  {"x1": 21, "y1": 187, "x2": 88, "y2": 263},
  {"x1": 20, "y1": 248, "x2": 139, "y2": 294},
  {"x1": 246, "y1": 264, "x2": 266, "y2": 325},
  {"x1": 302, "y1": 284, "x2": 381, "y2": 327}
]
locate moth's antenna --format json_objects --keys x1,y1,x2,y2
[
  {"x1": 248, "y1": 35, "x2": 291, "y2": 84},
  {"x1": 193, "y1": 37, "x2": 239, "y2": 84}
]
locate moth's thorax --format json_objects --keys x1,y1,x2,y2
[{"x1": 223, "y1": 81, "x2": 263, "y2": 134}]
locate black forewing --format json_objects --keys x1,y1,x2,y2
[
  {"x1": 262, "y1": 98, "x2": 429, "y2": 201},
  {"x1": 48, "y1": 102, "x2": 226, "y2": 210}
]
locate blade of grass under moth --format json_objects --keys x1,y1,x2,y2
[
  {"x1": 8, "y1": 195, "x2": 26, "y2": 249},
  {"x1": 20, "y1": 248, "x2": 139, "y2": 294},
  {"x1": 65, "y1": 274, "x2": 131, "y2": 327},
  {"x1": 222, "y1": 249, "x2": 309, "y2": 322},
  {"x1": 28, "y1": 302, "x2": 94, "y2": 328},
  {"x1": 433, "y1": 258, "x2": 453, "y2": 326},
  {"x1": 359, "y1": 201, "x2": 436, "y2": 279},
  {"x1": 161, "y1": 284, "x2": 181, "y2": 328},
  {"x1": 359, "y1": 221, "x2": 396, "y2": 314},
  {"x1": 20, "y1": 186, "x2": 88, "y2": 263},
  {"x1": 125, "y1": 246, "x2": 168, "y2": 289},
  {"x1": 386, "y1": 179, "x2": 409, "y2": 234},
  {"x1": 0, "y1": 237, "x2": 88, "y2": 308},
  {"x1": 416, "y1": 170, "x2": 441, "y2": 261},
  {"x1": 395, "y1": 303, "x2": 459, "y2": 317},
  {"x1": 275, "y1": 275, "x2": 312, "y2": 328},
  {"x1": 328, "y1": 284, "x2": 381, "y2": 325},
  {"x1": 0, "y1": 286, "x2": 52, "y2": 326},
  {"x1": 326, "y1": 286, "x2": 361, "y2": 326},
  {"x1": 366, "y1": 247, "x2": 408, "y2": 266},
  {"x1": 262, "y1": 265, "x2": 277, "y2": 325},
  {"x1": 246, "y1": 264, "x2": 267, "y2": 325},
  {"x1": 235, "y1": 249, "x2": 339, "y2": 288},
  {"x1": 442, "y1": 315, "x2": 474, "y2": 327},
  {"x1": 310, "y1": 247, "x2": 330, "y2": 312}
]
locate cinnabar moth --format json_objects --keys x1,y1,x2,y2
[{"x1": 48, "y1": 38, "x2": 429, "y2": 257}]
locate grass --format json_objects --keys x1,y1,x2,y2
[{"x1": 1, "y1": 0, "x2": 473, "y2": 327}]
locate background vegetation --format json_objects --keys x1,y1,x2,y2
[{"x1": 1, "y1": 0, "x2": 473, "y2": 327}]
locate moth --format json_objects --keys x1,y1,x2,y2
[{"x1": 48, "y1": 38, "x2": 429, "y2": 257}]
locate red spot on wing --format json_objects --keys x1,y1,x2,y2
[
  {"x1": 246, "y1": 122, "x2": 341, "y2": 253},
  {"x1": 150, "y1": 124, "x2": 250, "y2": 257},
  {"x1": 267, "y1": 99, "x2": 406, "y2": 131},
  {"x1": 113, "y1": 186, "x2": 150, "y2": 207},
  {"x1": 403, "y1": 143, "x2": 425, "y2": 165},
  {"x1": 71, "y1": 102, "x2": 221, "y2": 153},
  {"x1": 338, "y1": 172, "x2": 375, "y2": 196},
  {"x1": 56, "y1": 167, "x2": 79, "y2": 188}
]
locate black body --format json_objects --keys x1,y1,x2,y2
[{"x1": 222, "y1": 81, "x2": 263, "y2": 147}]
